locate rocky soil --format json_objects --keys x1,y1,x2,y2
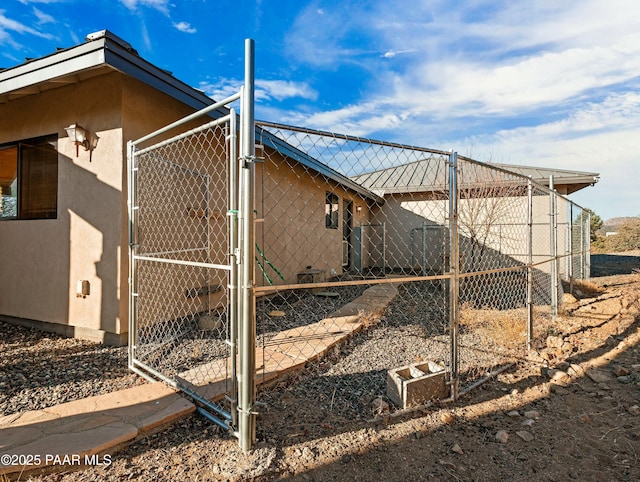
[{"x1": 4, "y1": 252, "x2": 640, "y2": 481}]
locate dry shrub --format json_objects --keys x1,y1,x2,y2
[
  {"x1": 358, "y1": 309, "x2": 381, "y2": 328},
  {"x1": 459, "y1": 303, "x2": 528, "y2": 350},
  {"x1": 570, "y1": 279, "x2": 605, "y2": 298}
]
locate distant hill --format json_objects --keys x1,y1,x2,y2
[
  {"x1": 600, "y1": 216, "x2": 640, "y2": 235},
  {"x1": 605, "y1": 216, "x2": 639, "y2": 227}
]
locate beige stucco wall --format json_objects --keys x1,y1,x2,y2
[
  {"x1": 370, "y1": 190, "x2": 572, "y2": 275},
  {"x1": 0, "y1": 73, "x2": 125, "y2": 343},
  {"x1": 257, "y1": 153, "x2": 373, "y2": 286},
  {"x1": 369, "y1": 194, "x2": 448, "y2": 273},
  {"x1": 0, "y1": 71, "x2": 226, "y2": 344}
]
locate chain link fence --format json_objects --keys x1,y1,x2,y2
[
  {"x1": 253, "y1": 122, "x2": 590, "y2": 423},
  {"x1": 128, "y1": 108, "x2": 591, "y2": 448}
]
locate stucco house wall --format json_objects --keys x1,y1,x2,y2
[
  {"x1": 0, "y1": 73, "x2": 125, "y2": 343},
  {"x1": 0, "y1": 67, "x2": 229, "y2": 344},
  {"x1": 369, "y1": 191, "x2": 571, "y2": 275},
  {"x1": 256, "y1": 151, "x2": 375, "y2": 287}
]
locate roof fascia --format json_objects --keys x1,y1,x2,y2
[
  {"x1": 101, "y1": 38, "x2": 227, "y2": 116},
  {"x1": 0, "y1": 39, "x2": 107, "y2": 96},
  {"x1": 0, "y1": 34, "x2": 227, "y2": 117},
  {"x1": 257, "y1": 128, "x2": 383, "y2": 203}
]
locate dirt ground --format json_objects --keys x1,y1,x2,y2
[{"x1": 25, "y1": 252, "x2": 640, "y2": 481}]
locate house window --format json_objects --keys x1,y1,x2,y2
[
  {"x1": 0, "y1": 135, "x2": 58, "y2": 220},
  {"x1": 325, "y1": 192, "x2": 339, "y2": 229}
]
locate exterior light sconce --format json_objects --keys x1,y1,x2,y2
[
  {"x1": 65, "y1": 123, "x2": 99, "y2": 161},
  {"x1": 356, "y1": 205, "x2": 362, "y2": 213}
]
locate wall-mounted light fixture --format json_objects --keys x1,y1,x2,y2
[
  {"x1": 356, "y1": 205, "x2": 362, "y2": 213},
  {"x1": 65, "y1": 123, "x2": 99, "y2": 160}
]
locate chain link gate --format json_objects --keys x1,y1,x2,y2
[
  {"x1": 250, "y1": 122, "x2": 592, "y2": 423},
  {"x1": 128, "y1": 40, "x2": 258, "y2": 449}
]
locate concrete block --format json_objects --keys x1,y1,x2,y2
[{"x1": 387, "y1": 361, "x2": 449, "y2": 408}]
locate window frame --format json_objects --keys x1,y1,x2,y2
[
  {"x1": 325, "y1": 191, "x2": 339, "y2": 229},
  {"x1": 0, "y1": 134, "x2": 58, "y2": 221}
]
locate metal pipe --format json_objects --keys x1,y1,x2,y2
[
  {"x1": 131, "y1": 360, "x2": 233, "y2": 427},
  {"x1": 132, "y1": 358, "x2": 180, "y2": 388},
  {"x1": 568, "y1": 203, "x2": 574, "y2": 294},
  {"x1": 133, "y1": 95, "x2": 240, "y2": 147},
  {"x1": 382, "y1": 221, "x2": 387, "y2": 274},
  {"x1": 196, "y1": 407, "x2": 232, "y2": 430},
  {"x1": 526, "y1": 179, "x2": 533, "y2": 351},
  {"x1": 133, "y1": 255, "x2": 231, "y2": 271},
  {"x1": 140, "y1": 247, "x2": 208, "y2": 257},
  {"x1": 459, "y1": 363, "x2": 515, "y2": 397},
  {"x1": 179, "y1": 384, "x2": 232, "y2": 422},
  {"x1": 448, "y1": 151, "x2": 459, "y2": 401},
  {"x1": 228, "y1": 108, "x2": 239, "y2": 427},
  {"x1": 422, "y1": 222, "x2": 427, "y2": 276},
  {"x1": 135, "y1": 114, "x2": 233, "y2": 155},
  {"x1": 254, "y1": 273, "x2": 448, "y2": 294},
  {"x1": 127, "y1": 141, "x2": 137, "y2": 372},
  {"x1": 586, "y1": 210, "x2": 591, "y2": 280},
  {"x1": 238, "y1": 38, "x2": 257, "y2": 453},
  {"x1": 549, "y1": 176, "x2": 558, "y2": 321}
]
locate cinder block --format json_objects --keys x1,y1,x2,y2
[{"x1": 387, "y1": 361, "x2": 449, "y2": 408}]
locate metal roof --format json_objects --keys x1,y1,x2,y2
[
  {"x1": 491, "y1": 163, "x2": 599, "y2": 194},
  {"x1": 351, "y1": 158, "x2": 599, "y2": 196},
  {"x1": 350, "y1": 154, "x2": 449, "y2": 196}
]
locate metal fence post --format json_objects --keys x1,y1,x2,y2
[
  {"x1": 448, "y1": 151, "x2": 459, "y2": 400},
  {"x1": 127, "y1": 140, "x2": 137, "y2": 372},
  {"x1": 228, "y1": 109, "x2": 239, "y2": 426},
  {"x1": 238, "y1": 38, "x2": 256, "y2": 452},
  {"x1": 527, "y1": 178, "x2": 533, "y2": 351},
  {"x1": 586, "y1": 211, "x2": 591, "y2": 280},
  {"x1": 568, "y1": 203, "x2": 574, "y2": 294},
  {"x1": 549, "y1": 176, "x2": 558, "y2": 321}
]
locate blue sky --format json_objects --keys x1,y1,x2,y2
[{"x1": 2, "y1": 0, "x2": 640, "y2": 220}]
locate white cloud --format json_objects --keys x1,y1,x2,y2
[
  {"x1": 282, "y1": 0, "x2": 640, "y2": 120},
  {"x1": 33, "y1": 7, "x2": 54, "y2": 24},
  {"x1": 199, "y1": 79, "x2": 243, "y2": 103},
  {"x1": 120, "y1": 0, "x2": 170, "y2": 15},
  {"x1": 173, "y1": 21, "x2": 196, "y2": 34},
  {"x1": 199, "y1": 78, "x2": 318, "y2": 104},
  {"x1": 0, "y1": 10, "x2": 54, "y2": 43},
  {"x1": 255, "y1": 80, "x2": 317, "y2": 102}
]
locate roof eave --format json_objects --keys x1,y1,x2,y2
[{"x1": 0, "y1": 31, "x2": 224, "y2": 116}]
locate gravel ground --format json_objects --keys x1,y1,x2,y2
[
  {"x1": 8, "y1": 255, "x2": 639, "y2": 481},
  {"x1": 256, "y1": 280, "x2": 516, "y2": 422},
  {"x1": 1, "y1": 278, "x2": 510, "y2": 421},
  {"x1": 0, "y1": 321, "x2": 143, "y2": 417},
  {"x1": 132, "y1": 283, "x2": 372, "y2": 378}
]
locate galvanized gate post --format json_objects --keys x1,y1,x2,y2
[
  {"x1": 228, "y1": 109, "x2": 239, "y2": 426},
  {"x1": 448, "y1": 151, "x2": 460, "y2": 400},
  {"x1": 526, "y1": 178, "x2": 533, "y2": 351},
  {"x1": 238, "y1": 38, "x2": 257, "y2": 452},
  {"x1": 127, "y1": 140, "x2": 138, "y2": 376},
  {"x1": 585, "y1": 211, "x2": 591, "y2": 280},
  {"x1": 549, "y1": 176, "x2": 558, "y2": 321}
]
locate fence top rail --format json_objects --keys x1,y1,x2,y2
[
  {"x1": 134, "y1": 113, "x2": 233, "y2": 157},
  {"x1": 255, "y1": 120, "x2": 591, "y2": 213},
  {"x1": 132, "y1": 92, "x2": 241, "y2": 147}
]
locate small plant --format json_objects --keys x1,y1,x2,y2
[
  {"x1": 459, "y1": 304, "x2": 528, "y2": 350},
  {"x1": 570, "y1": 279, "x2": 604, "y2": 298}
]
